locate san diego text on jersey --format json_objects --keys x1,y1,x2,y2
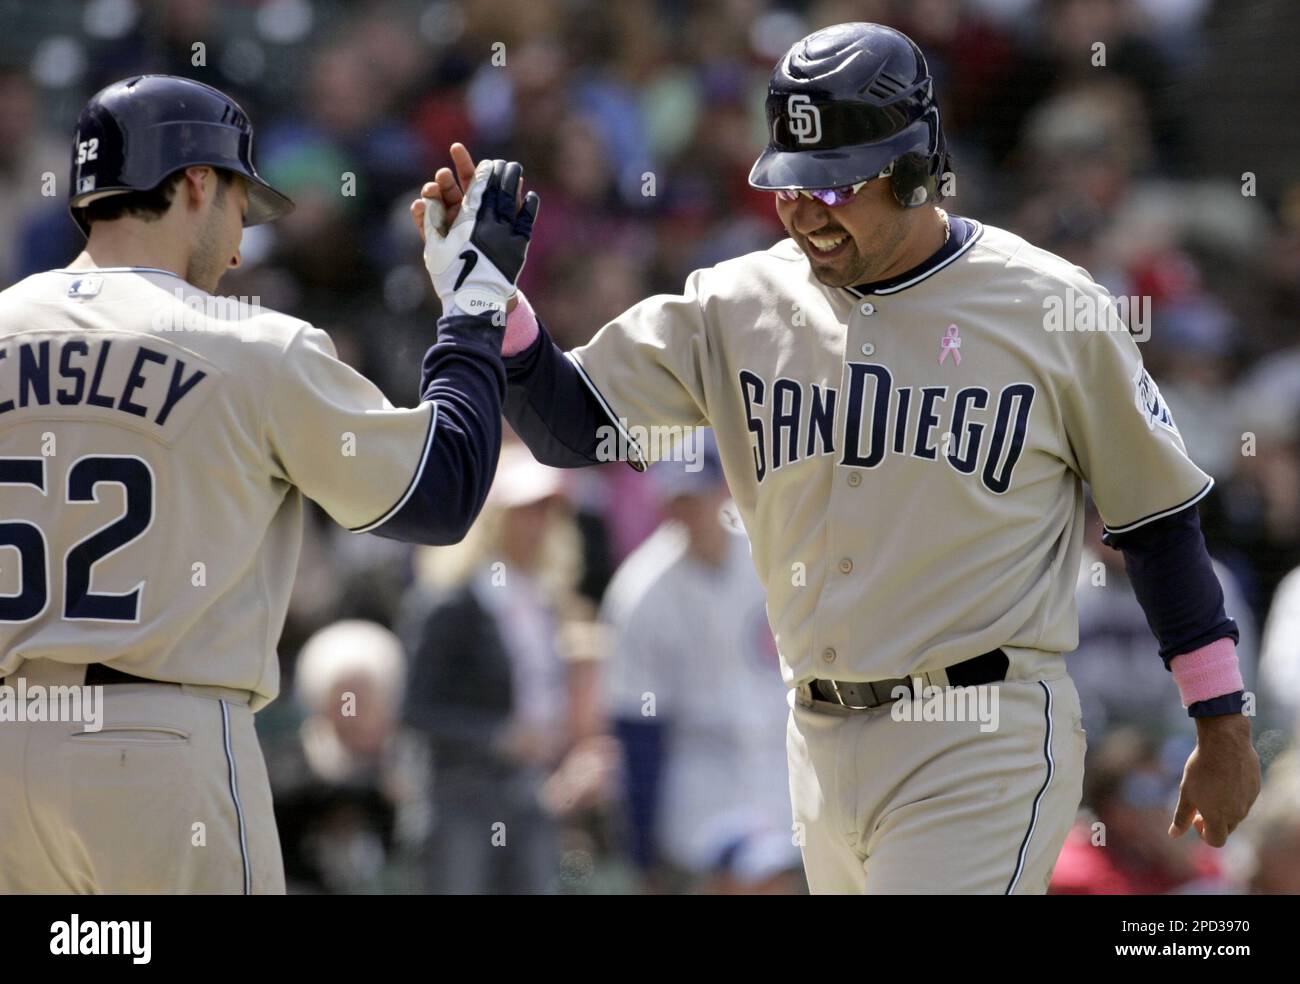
[{"x1": 739, "y1": 364, "x2": 1035, "y2": 494}]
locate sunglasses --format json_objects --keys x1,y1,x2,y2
[{"x1": 775, "y1": 162, "x2": 894, "y2": 207}]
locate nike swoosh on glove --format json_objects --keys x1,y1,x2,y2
[{"x1": 423, "y1": 158, "x2": 541, "y2": 321}]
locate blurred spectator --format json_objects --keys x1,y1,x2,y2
[
  {"x1": 1258, "y1": 564, "x2": 1300, "y2": 733},
  {"x1": 1051, "y1": 728, "x2": 1229, "y2": 894},
  {"x1": 402, "y1": 443, "x2": 606, "y2": 893},
  {"x1": 1235, "y1": 749, "x2": 1300, "y2": 895},
  {"x1": 0, "y1": 68, "x2": 69, "y2": 282},
  {"x1": 1152, "y1": 293, "x2": 1242, "y2": 481},
  {"x1": 986, "y1": 0, "x2": 1186, "y2": 172},
  {"x1": 601, "y1": 434, "x2": 803, "y2": 894},
  {"x1": 1208, "y1": 353, "x2": 1300, "y2": 626},
  {"x1": 268, "y1": 619, "x2": 428, "y2": 894}
]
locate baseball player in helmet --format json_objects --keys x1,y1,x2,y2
[
  {"x1": 749, "y1": 22, "x2": 948, "y2": 210},
  {"x1": 0, "y1": 75, "x2": 537, "y2": 892},
  {"x1": 420, "y1": 19, "x2": 1260, "y2": 894},
  {"x1": 67, "y1": 75, "x2": 294, "y2": 241},
  {"x1": 747, "y1": 21, "x2": 951, "y2": 287}
]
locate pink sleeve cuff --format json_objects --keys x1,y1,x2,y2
[
  {"x1": 501, "y1": 290, "x2": 540, "y2": 357},
  {"x1": 1169, "y1": 637, "x2": 1244, "y2": 707}
]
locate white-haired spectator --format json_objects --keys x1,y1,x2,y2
[
  {"x1": 267, "y1": 620, "x2": 428, "y2": 894},
  {"x1": 295, "y1": 620, "x2": 407, "y2": 768}
]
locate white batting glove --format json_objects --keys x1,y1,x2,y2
[{"x1": 422, "y1": 159, "x2": 540, "y2": 321}]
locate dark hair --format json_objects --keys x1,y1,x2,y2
[{"x1": 79, "y1": 167, "x2": 232, "y2": 227}]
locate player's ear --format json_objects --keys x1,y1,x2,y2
[{"x1": 177, "y1": 166, "x2": 213, "y2": 215}]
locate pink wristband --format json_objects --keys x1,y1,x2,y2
[
  {"x1": 1169, "y1": 637, "x2": 1244, "y2": 707},
  {"x1": 502, "y1": 291, "x2": 540, "y2": 357}
]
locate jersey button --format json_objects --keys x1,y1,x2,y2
[
  {"x1": 860, "y1": 302, "x2": 875, "y2": 316},
  {"x1": 860, "y1": 342, "x2": 875, "y2": 356},
  {"x1": 839, "y1": 558, "x2": 853, "y2": 574},
  {"x1": 847, "y1": 472, "x2": 861, "y2": 487},
  {"x1": 822, "y1": 647, "x2": 837, "y2": 663}
]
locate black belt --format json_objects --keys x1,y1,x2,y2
[
  {"x1": 811, "y1": 648, "x2": 1009, "y2": 711},
  {"x1": 84, "y1": 662, "x2": 160, "y2": 686}
]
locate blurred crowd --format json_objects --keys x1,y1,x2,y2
[{"x1": 4, "y1": 0, "x2": 1300, "y2": 893}]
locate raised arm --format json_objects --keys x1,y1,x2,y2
[
  {"x1": 266, "y1": 156, "x2": 538, "y2": 546},
  {"x1": 501, "y1": 299, "x2": 640, "y2": 468},
  {"x1": 416, "y1": 142, "x2": 711, "y2": 473}
]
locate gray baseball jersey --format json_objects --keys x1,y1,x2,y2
[
  {"x1": 566, "y1": 217, "x2": 1210, "y2": 687},
  {"x1": 0, "y1": 268, "x2": 434, "y2": 709}
]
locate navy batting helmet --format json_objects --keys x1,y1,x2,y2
[
  {"x1": 69, "y1": 75, "x2": 293, "y2": 235},
  {"x1": 748, "y1": 23, "x2": 948, "y2": 209}
]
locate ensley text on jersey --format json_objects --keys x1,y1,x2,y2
[{"x1": 0, "y1": 336, "x2": 208, "y2": 425}]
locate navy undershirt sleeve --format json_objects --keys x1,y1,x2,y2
[
  {"x1": 367, "y1": 314, "x2": 505, "y2": 545},
  {"x1": 502, "y1": 322, "x2": 630, "y2": 468},
  {"x1": 1103, "y1": 504, "x2": 1239, "y2": 666}
]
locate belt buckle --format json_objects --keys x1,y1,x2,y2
[{"x1": 824, "y1": 679, "x2": 876, "y2": 711}]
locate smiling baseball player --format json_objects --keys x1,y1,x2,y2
[
  {"x1": 0, "y1": 75, "x2": 536, "y2": 893},
  {"x1": 417, "y1": 21, "x2": 1261, "y2": 895}
]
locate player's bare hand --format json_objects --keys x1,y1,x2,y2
[
  {"x1": 409, "y1": 182, "x2": 440, "y2": 242},
  {"x1": 409, "y1": 143, "x2": 479, "y2": 240},
  {"x1": 1169, "y1": 713, "x2": 1260, "y2": 847},
  {"x1": 410, "y1": 143, "x2": 524, "y2": 242}
]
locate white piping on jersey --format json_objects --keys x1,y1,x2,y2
[
  {"x1": 221, "y1": 699, "x2": 252, "y2": 895},
  {"x1": 349, "y1": 402, "x2": 439, "y2": 534},
  {"x1": 1102, "y1": 478, "x2": 1214, "y2": 536},
  {"x1": 53, "y1": 266, "x2": 186, "y2": 280},
  {"x1": 1006, "y1": 680, "x2": 1055, "y2": 895},
  {"x1": 565, "y1": 351, "x2": 648, "y2": 471},
  {"x1": 844, "y1": 220, "x2": 984, "y2": 297}
]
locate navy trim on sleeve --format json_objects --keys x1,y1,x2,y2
[
  {"x1": 502, "y1": 321, "x2": 645, "y2": 470},
  {"x1": 357, "y1": 315, "x2": 505, "y2": 545},
  {"x1": 1104, "y1": 502, "x2": 1239, "y2": 667}
]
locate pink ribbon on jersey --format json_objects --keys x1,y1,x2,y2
[{"x1": 939, "y1": 324, "x2": 962, "y2": 365}]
